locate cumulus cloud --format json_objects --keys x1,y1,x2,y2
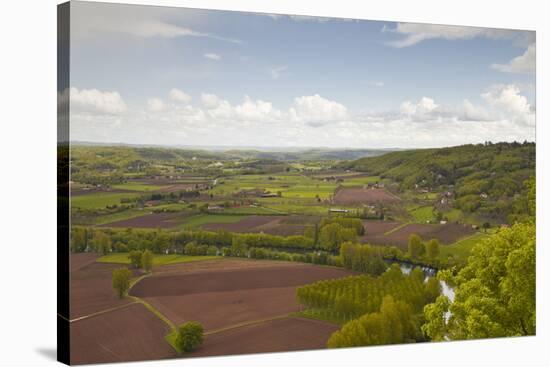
[
  {"x1": 146, "y1": 97, "x2": 166, "y2": 112},
  {"x1": 383, "y1": 23, "x2": 532, "y2": 48},
  {"x1": 204, "y1": 53, "x2": 221, "y2": 61},
  {"x1": 70, "y1": 87, "x2": 127, "y2": 115},
  {"x1": 169, "y1": 88, "x2": 191, "y2": 104},
  {"x1": 491, "y1": 44, "x2": 536, "y2": 74},
  {"x1": 400, "y1": 97, "x2": 438, "y2": 116},
  {"x1": 481, "y1": 84, "x2": 535, "y2": 125},
  {"x1": 290, "y1": 94, "x2": 348, "y2": 126},
  {"x1": 201, "y1": 93, "x2": 224, "y2": 109},
  {"x1": 70, "y1": 87, "x2": 534, "y2": 148}
]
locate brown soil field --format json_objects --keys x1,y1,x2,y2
[
  {"x1": 202, "y1": 215, "x2": 283, "y2": 232},
  {"x1": 333, "y1": 187, "x2": 400, "y2": 205},
  {"x1": 361, "y1": 222, "x2": 475, "y2": 249},
  {"x1": 70, "y1": 259, "x2": 134, "y2": 319},
  {"x1": 188, "y1": 317, "x2": 339, "y2": 358},
  {"x1": 99, "y1": 212, "x2": 188, "y2": 228},
  {"x1": 70, "y1": 303, "x2": 176, "y2": 365},
  {"x1": 70, "y1": 253, "x2": 100, "y2": 272},
  {"x1": 70, "y1": 188, "x2": 133, "y2": 197},
  {"x1": 389, "y1": 223, "x2": 475, "y2": 245},
  {"x1": 152, "y1": 258, "x2": 304, "y2": 275},
  {"x1": 130, "y1": 262, "x2": 355, "y2": 332},
  {"x1": 202, "y1": 215, "x2": 311, "y2": 236}
]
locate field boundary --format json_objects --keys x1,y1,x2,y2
[
  {"x1": 70, "y1": 301, "x2": 138, "y2": 323},
  {"x1": 383, "y1": 222, "x2": 410, "y2": 235}
]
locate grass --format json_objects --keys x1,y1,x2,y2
[
  {"x1": 439, "y1": 232, "x2": 490, "y2": 261},
  {"x1": 71, "y1": 192, "x2": 141, "y2": 209},
  {"x1": 97, "y1": 253, "x2": 220, "y2": 266},
  {"x1": 111, "y1": 182, "x2": 170, "y2": 192},
  {"x1": 165, "y1": 330, "x2": 181, "y2": 353},
  {"x1": 409, "y1": 206, "x2": 435, "y2": 223},
  {"x1": 92, "y1": 209, "x2": 150, "y2": 225}
]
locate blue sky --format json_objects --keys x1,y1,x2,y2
[{"x1": 67, "y1": 1, "x2": 536, "y2": 148}]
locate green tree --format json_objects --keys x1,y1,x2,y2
[
  {"x1": 112, "y1": 267, "x2": 131, "y2": 298},
  {"x1": 90, "y1": 230, "x2": 112, "y2": 255},
  {"x1": 425, "y1": 238, "x2": 440, "y2": 260},
  {"x1": 319, "y1": 223, "x2": 357, "y2": 252},
  {"x1": 175, "y1": 321, "x2": 204, "y2": 353},
  {"x1": 128, "y1": 250, "x2": 143, "y2": 268},
  {"x1": 407, "y1": 234, "x2": 424, "y2": 259},
  {"x1": 423, "y1": 222, "x2": 535, "y2": 341},
  {"x1": 141, "y1": 250, "x2": 153, "y2": 272}
]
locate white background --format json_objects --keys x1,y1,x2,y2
[{"x1": 0, "y1": 0, "x2": 547, "y2": 365}]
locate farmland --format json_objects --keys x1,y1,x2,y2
[{"x1": 68, "y1": 143, "x2": 535, "y2": 362}]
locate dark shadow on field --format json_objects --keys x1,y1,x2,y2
[{"x1": 36, "y1": 347, "x2": 57, "y2": 361}]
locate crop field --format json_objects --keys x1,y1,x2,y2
[
  {"x1": 99, "y1": 212, "x2": 191, "y2": 228},
  {"x1": 333, "y1": 187, "x2": 400, "y2": 205},
  {"x1": 130, "y1": 260, "x2": 356, "y2": 332},
  {"x1": 179, "y1": 214, "x2": 247, "y2": 228},
  {"x1": 111, "y1": 182, "x2": 171, "y2": 192},
  {"x1": 97, "y1": 253, "x2": 220, "y2": 266},
  {"x1": 70, "y1": 254, "x2": 135, "y2": 319},
  {"x1": 70, "y1": 303, "x2": 176, "y2": 364},
  {"x1": 187, "y1": 317, "x2": 339, "y2": 358},
  {"x1": 71, "y1": 192, "x2": 141, "y2": 209}
]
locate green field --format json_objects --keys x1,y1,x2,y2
[
  {"x1": 71, "y1": 192, "x2": 141, "y2": 209},
  {"x1": 111, "y1": 182, "x2": 170, "y2": 192},
  {"x1": 97, "y1": 253, "x2": 220, "y2": 266},
  {"x1": 91, "y1": 209, "x2": 150, "y2": 225},
  {"x1": 409, "y1": 205, "x2": 436, "y2": 223},
  {"x1": 439, "y1": 232, "x2": 490, "y2": 262}
]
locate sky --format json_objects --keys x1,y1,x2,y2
[{"x1": 65, "y1": 1, "x2": 536, "y2": 149}]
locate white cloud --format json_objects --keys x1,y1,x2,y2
[
  {"x1": 204, "y1": 53, "x2": 221, "y2": 61},
  {"x1": 290, "y1": 94, "x2": 348, "y2": 125},
  {"x1": 481, "y1": 84, "x2": 535, "y2": 125},
  {"x1": 146, "y1": 97, "x2": 166, "y2": 112},
  {"x1": 400, "y1": 97, "x2": 438, "y2": 116},
  {"x1": 383, "y1": 23, "x2": 531, "y2": 48},
  {"x1": 70, "y1": 87, "x2": 534, "y2": 148},
  {"x1": 269, "y1": 66, "x2": 287, "y2": 79},
  {"x1": 491, "y1": 44, "x2": 536, "y2": 74},
  {"x1": 169, "y1": 88, "x2": 191, "y2": 104},
  {"x1": 70, "y1": 87, "x2": 127, "y2": 115},
  {"x1": 201, "y1": 93, "x2": 224, "y2": 109},
  {"x1": 72, "y1": 3, "x2": 242, "y2": 44}
]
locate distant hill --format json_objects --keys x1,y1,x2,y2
[{"x1": 343, "y1": 142, "x2": 535, "y2": 223}]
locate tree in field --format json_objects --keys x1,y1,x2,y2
[
  {"x1": 175, "y1": 321, "x2": 204, "y2": 353},
  {"x1": 425, "y1": 238, "x2": 440, "y2": 260},
  {"x1": 407, "y1": 234, "x2": 425, "y2": 259},
  {"x1": 71, "y1": 227, "x2": 87, "y2": 253},
  {"x1": 422, "y1": 222, "x2": 535, "y2": 341},
  {"x1": 128, "y1": 250, "x2": 143, "y2": 268},
  {"x1": 112, "y1": 267, "x2": 132, "y2": 298},
  {"x1": 327, "y1": 295, "x2": 417, "y2": 348},
  {"x1": 319, "y1": 223, "x2": 357, "y2": 252},
  {"x1": 141, "y1": 250, "x2": 153, "y2": 272},
  {"x1": 90, "y1": 230, "x2": 112, "y2": 255}
]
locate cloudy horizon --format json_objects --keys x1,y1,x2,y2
[{"x1": 65, "y1": 1, "x2": 536, "y2": 149}]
